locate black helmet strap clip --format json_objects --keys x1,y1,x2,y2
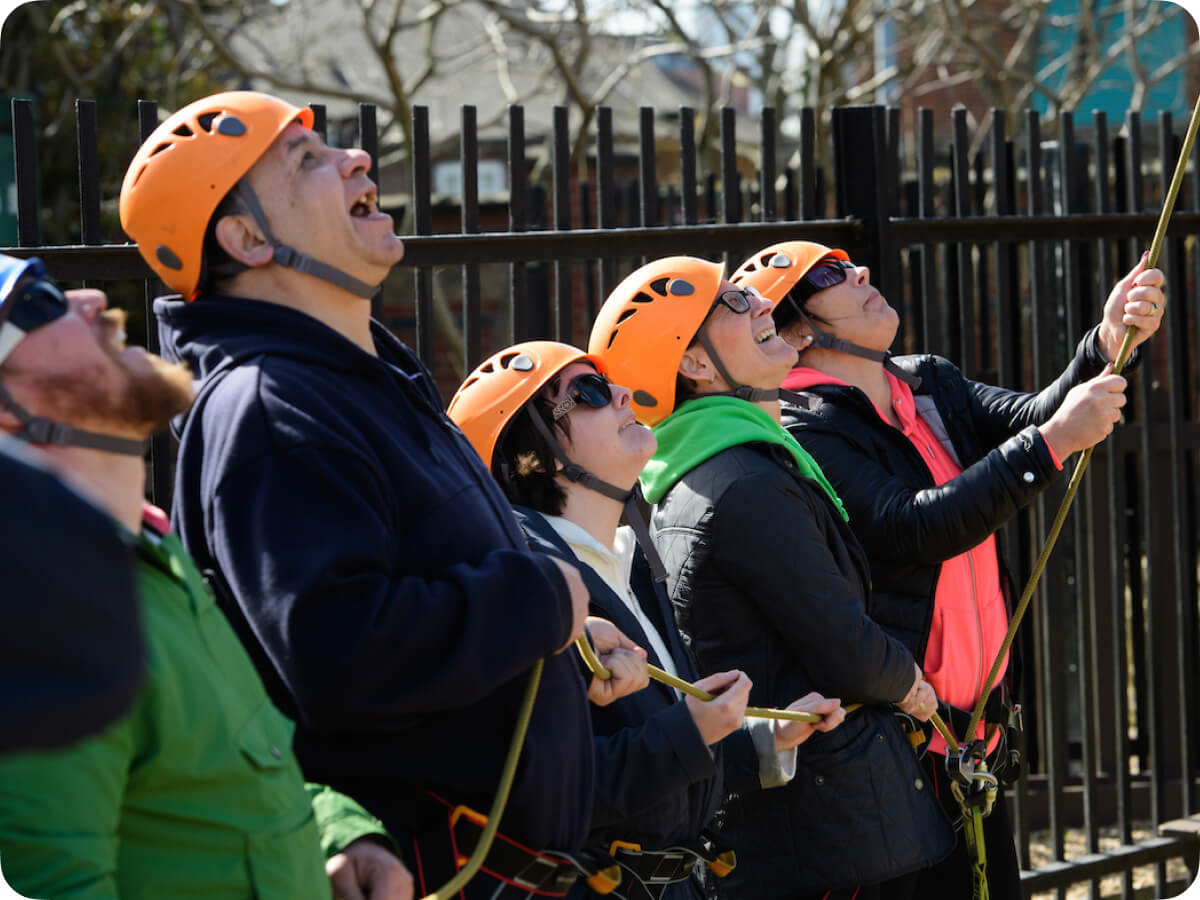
[
  {"x1": 235, "y1": 183, "x2": 381, "y2": 301},
  {"x1": 795, "y1": 309, "x2": 922, "y2": 390},
  {"x1": 0, "y1": 380, "x2": 145, "y2": 457},
  {"x1": 694, "y1": 329, "x2": 784, "y2": 405},
  {"x1": 526, "y1": 406, "x2": 668, "y2": 582}
]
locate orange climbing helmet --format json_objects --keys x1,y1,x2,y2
[
  {"x1": 587, "y1": 256, "x2": 726, "y2": 426},
  {"x1": 120, "y1": 91, "x2": 314, "y2": 298},
  {"x1": 448, "y1": 340, "x2": 604, "y2": 470},
  {"x1": 733, "y1": 241, "x2": 921, "y2": 389},
  {"x1": 730, "y1": 241, "x2": 849, "y2": 310}
]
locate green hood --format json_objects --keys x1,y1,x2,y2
[{"x1": 640, "y1": 395, "x2": 848, "y2": 520}]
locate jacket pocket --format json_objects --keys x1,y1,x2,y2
[
  {"x1": 236, "y1": 704, "x2": 330, "y2": 899},
  {"x1": 244, "y1": 813, "x2": 329, "y2": 900},
  {"x1": 237, "y1": 700, "x2": 296, "y2": 771}
]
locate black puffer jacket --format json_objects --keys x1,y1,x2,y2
[
  {"x1": 779, "y1": 326, "x2": 1123, "y2": 665},
  {"x1": 652, "y1": 442, "x2": 954, "y2": 896}
]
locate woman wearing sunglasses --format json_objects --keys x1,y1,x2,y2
[
  {"x1": 588, "y1": 258, "x2": 954, "y2": 900},
  {"x1": 448, "y1": 340, "x2": 843, "y2": 900},
  {"x1": 732, "y1": 241, "x2": 1165, "y2": 898}
]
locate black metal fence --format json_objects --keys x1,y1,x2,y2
[{"x1": 5, "y1": 95, "x2": 1199, "y2": 897}]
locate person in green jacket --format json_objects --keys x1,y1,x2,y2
[{"x1": 0, "y1": 256, "x2": 412, "y2": 900}]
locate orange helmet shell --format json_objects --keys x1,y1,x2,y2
[
  {"x1": 119, "y1": 91, "x2": 314, "y2": 298},
  {"x1": 447, "y1": 341, "x2": 604, "y2": 469},
  {"x1": 587, "y1": 256, "x2": 726, "y2": 426},
  {"x1": 730, "y1": 241, "x2": 849, "y2": 308}
]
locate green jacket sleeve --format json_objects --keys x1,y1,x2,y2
[
  {"x1": 0, "y1": 712, "x2": 136, "y2": 899},
  {"x1": 305, "y1": 783, "x2": 395, "y2": 859}
]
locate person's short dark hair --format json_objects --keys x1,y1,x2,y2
[
  {"x1": 674, "y1": 324, "x2": 705, "y2": 405},
  {"x1": 675, "y1": 371, "x2": 700, "y2": 405},
  {"x1": 196, "y1": 185, "x2": 250, "y2": 295},
  {"x1": 492, "y1": 374, "x2": 571, "y2": 516}
]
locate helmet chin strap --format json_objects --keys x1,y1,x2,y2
[
  {"x1": 693, "y1": 329, "x2": 809, "y2": 408},
  {"x1": 795, "y1": 308, "x2": 922, "y2": 390},
  {"x1": 234, "y1": 183, "x2": 381, "y2": 300},
  {"x1": 524, "y1": 408, "x2": 668, "y2": 583},
  {"x1": 0, "y1": 381, "x2": 145, "y2": 457}
]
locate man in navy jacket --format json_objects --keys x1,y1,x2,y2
[{"x1": 120, "y1": 90, "x2": 624, "y2": 899}]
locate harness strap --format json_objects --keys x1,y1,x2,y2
[
  {"x1": 426, "y1": 793, "x2": 580, "y2": 897},
  {"x1": 609, "y1": 842, "x2": 697, "y2": 886}
]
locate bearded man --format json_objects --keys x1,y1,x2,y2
[{"x1": 0, "y1": 255, "x2": 412, "y2": 900}]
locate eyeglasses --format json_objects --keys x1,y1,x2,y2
[
  {"x1": 551, "y1": 371, "x2": 613, "y2": 421},
  {"x1": 709, "y1": 287, "x2": 759, "y2": 316},
  {"x1": 0, "y1": 278, "x2": 69, "y2": 366}
]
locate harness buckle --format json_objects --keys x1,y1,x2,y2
[{"x1": 707, "y1": 850, "x2": 737, "y2": 878}]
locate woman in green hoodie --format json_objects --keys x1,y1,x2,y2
[{"x1": 587, "y1": 256, "x2": 954, "y2": 900}]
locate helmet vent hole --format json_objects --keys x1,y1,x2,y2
[
  {"x1": 480, "y1": 362, "x2": 495, "y2": 373},
  {"x1": 171, "y1": 124, "x2": 194, "y2": 138},
  {"x1": 632, "y1": 390, "x2": 657, "y2": 407},
  {"x1": 498, "y1": 352, "x2": 521, "y2": 369},
  {"x1": 216, "y1": 116, "x2": 247, "y2": 136},
  {"x1": 605, "y1": 330, "x2": 619, "y2": 351},
  {"x1": 156, "y1": 245, "x2": 184, "y2": 270},
  {"x1": 631, "y1": 291, "x2": 654, "y2": 304},
  {"x1": 665, "y1": 278, "x2": 694, "y2": 296},
  {"x1": 148, "y1": 142, "x2": 173, "y2": 157},
  {"x1": 649, "y1": 277, "x2": 670, "y2": 295},
  {"x1": 196, "y1": 113, "x2": 218, "y2": 133},
  {"x1": 616, "y1": 309, "x2": 636, "y2": 325}
]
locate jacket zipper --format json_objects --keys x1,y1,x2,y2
[{"x1": 966, "y1": 547, "x2": 984, "y2": 736}]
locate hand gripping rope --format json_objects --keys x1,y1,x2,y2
[
  {"x1": 931, "y1": 78, "x2": 1199, "y2": 900},
  {"x1": 574, "y1": 633, "x2": 862, "y2": 722},
  {"x1": 413, "y1": 638, "x2": 851, "y2": 900}
]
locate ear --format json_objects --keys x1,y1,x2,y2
[
  {"x1": 679, "y1": 346, "x2": 715, "y2": 384},
  {"x1": 781, "y1": 325, "x2": 814, "y2": 352},
  {"x1": 213, "y1": 214, "x2": 274, "y2": 269}
]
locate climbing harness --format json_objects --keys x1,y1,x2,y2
[{"x1": 606, "y1": 835, "x2": 738, "y2": 899}]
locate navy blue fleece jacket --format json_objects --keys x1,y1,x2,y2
[{"x1": 156, "y1": 294, "x2": 592, "y2": 852}]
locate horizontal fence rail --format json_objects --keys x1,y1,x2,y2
[{"x1": 4, "y1": 94, "x2": 1199, "y2": 898}]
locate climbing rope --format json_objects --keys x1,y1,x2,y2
[
  {"x1": 963, "y1": 90, "x2": 1200, "y2": 747},
  {"x1": 420, "y1": 660, "x2": 544, "y2": 900},
  {"x1": 575, "y1": 634, "x2": 857, "y2": 722},
  {"x1": 937, "y1": 88, "x2": 1200, "y2": 900}
]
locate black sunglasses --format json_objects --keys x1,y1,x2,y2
[
  {"x1": 0, "y1": 278, "x2": 69, "y2": 366},
  {"x1": 551, "y1": 372, "x2": 613, "y2": 421},
  {"x1": 796, "y1": 259, "x2": 855, "y2": 302},
  {"x1": 775, "y1": 259, "x2": 855, "y2": 326}
]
